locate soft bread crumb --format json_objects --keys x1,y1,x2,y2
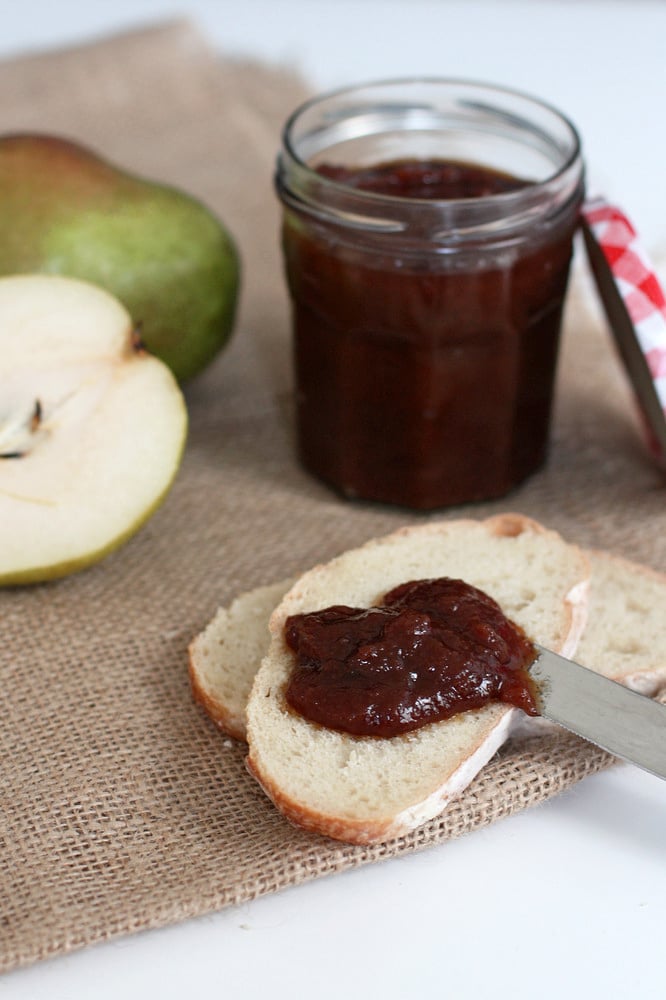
[
  {"x1": 576, "y1": 552, "x2": 666, "y2": 693},
  {"x1": 188, "y1": 579, "x2": 291, "y2": 741}
]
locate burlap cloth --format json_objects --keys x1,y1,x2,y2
[{"x1": 0, "y1": 21, "x2": 664, "y2": 974}]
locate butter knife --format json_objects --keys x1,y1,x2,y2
[{"x1": 530, "y1": 645, "x2": 666, "y2": 781}]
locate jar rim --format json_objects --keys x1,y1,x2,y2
[{"x1": 282, "y1": 76, "x2": 582, "y2": 214}]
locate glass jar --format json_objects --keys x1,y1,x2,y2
[{"x1": 276, "y1": 79, "x2": 584, "y2": 509}]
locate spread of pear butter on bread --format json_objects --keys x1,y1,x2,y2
[
  {"x1": 189, "y1": 514, "x2": 666, "y2": 844},
  {"x1": 283, "y1": 577, "x2": 539, "y2": 737}
]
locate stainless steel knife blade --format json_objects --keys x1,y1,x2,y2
[{"x1": 530, "y1": 645, "x2": 666, "y2": 781}]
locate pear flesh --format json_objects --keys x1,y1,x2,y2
[
  {"x1": 0, "y1": 275, "x2": 187, "y2": 584},
  {"x1": 0, "y1": 134, "x2": 240, "y2": 382}
]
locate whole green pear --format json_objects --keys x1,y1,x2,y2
[{"x1": 0, "y1": 134, "x2": 240, "y2": 381}]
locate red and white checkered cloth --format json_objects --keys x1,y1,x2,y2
[{"x1": 582, "y1": 197, "x2": 666, "y2": 462}]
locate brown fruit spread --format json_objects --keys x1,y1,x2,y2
[
  {"x1": 315, "y1": 159, "x2": 528, "y2": 199},
  {"x1": 284, "y1": 577, "x2": 538, "y2": 737},
  {"x1": 284, "y1": 158, "x2": 577, "y2": 508}
]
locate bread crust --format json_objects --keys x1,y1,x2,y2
[{"x1": 188, "y1": 648, "x2": 246, "y2": 742}]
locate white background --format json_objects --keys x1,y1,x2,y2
[{"x1": 1, "y1": 3, "x2": 665, "y2": 999}]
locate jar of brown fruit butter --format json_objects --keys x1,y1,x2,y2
[{"x1": 275, "y1": 79, "x2": 584, "y2": 509}]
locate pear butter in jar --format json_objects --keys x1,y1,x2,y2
[{"x1": 276, "y1": 79, "x2": 584, "y2": 509}]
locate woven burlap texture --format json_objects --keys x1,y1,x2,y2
[{"x1": 0, "y1": 21, "x2": 664, "y2": 974}]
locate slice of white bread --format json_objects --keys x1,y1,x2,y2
[
  {"x1": 244, "y1": 514, "x2": 590, "y2": 843},
  {"x1": 576, "y1": 551, "x2": 666, "y2": 694},
  {"x1": 189, "y1": 579, "x2": 292, "y2": 742}
]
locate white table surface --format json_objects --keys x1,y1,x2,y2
[{"x1": 1, "y1": 3, "x2": 665, "y2": 998}]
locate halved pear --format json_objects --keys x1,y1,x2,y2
[{"x1": 0, "y1": 274, "x2": 188, "y2": 584}]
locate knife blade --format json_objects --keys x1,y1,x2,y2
[{"x1": 530, "y1": 645, "x2": 666, "y2": 781}]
